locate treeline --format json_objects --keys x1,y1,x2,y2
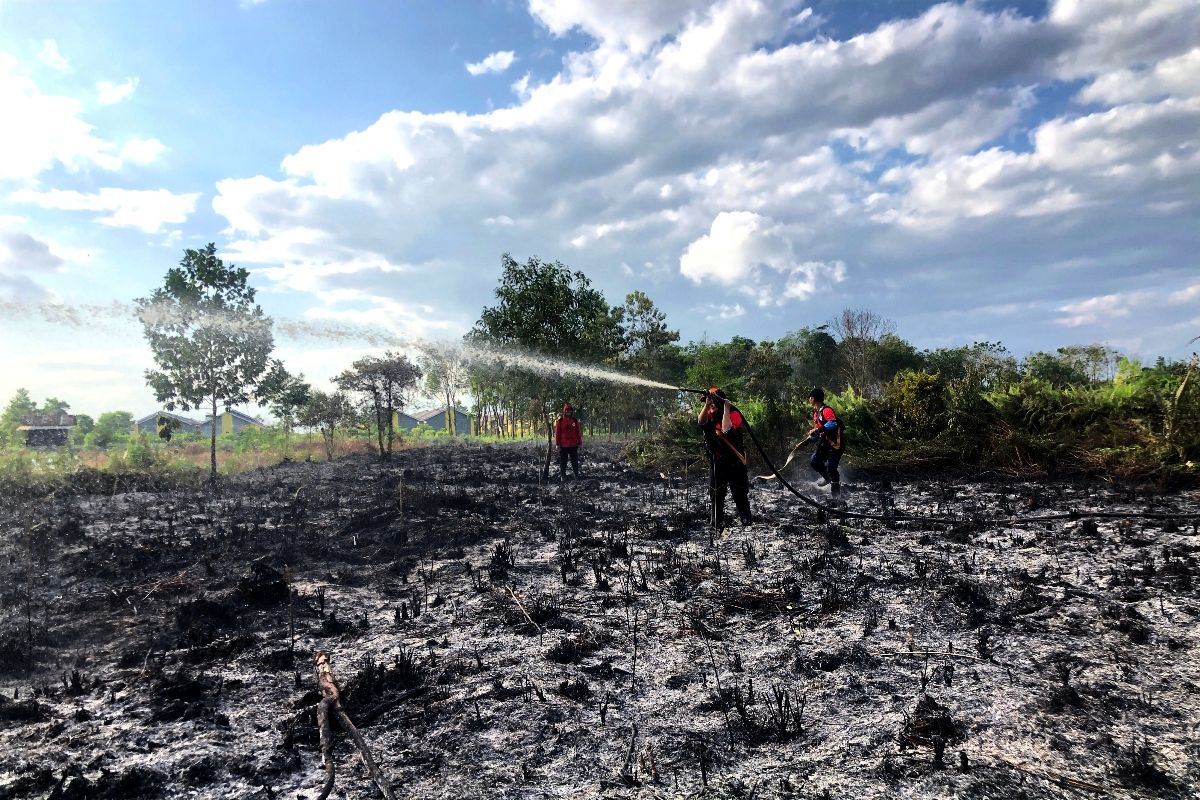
[{"x1": 468, "y1": 255, "x2": 1199, "y2": 484}]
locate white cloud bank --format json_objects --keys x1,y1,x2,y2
[
  {"x1": 11, "y1": 188, "x2": 200, "y2": 233},
  {"x1": 0, "y1": 53, "x2": 165, "y2": 179},
  {"x1": 208, "y1": 0, "x2": 1200, "y2": 354}
]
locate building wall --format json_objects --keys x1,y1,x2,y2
[{"x1": 23, "y1": 429, "x2": 69, "y2": 447}]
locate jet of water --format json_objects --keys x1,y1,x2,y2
[{"x1": 1, "y1": 299, "x2": 681, "y2": 392}]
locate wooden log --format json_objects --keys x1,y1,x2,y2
[{"x1": 312, "y1": 651, "x2": 398, "y2": 800}]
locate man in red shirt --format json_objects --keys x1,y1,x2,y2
[
  {"x1": 554, "y1": 404, "x2": 583, "y2": 480},
  {"x1": 806, "y1": 387, "x2": 844, "y2": 500},
  {"x1": 697, "y1": 388, "x2": 752, "y2": 527}
]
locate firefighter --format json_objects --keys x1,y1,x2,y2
[
  {"x1": 698, "y1": 388, "x2": 752, "y2": 527},
  {"x1": 806, "y1": 387, "x2": 844, "y2": 500},
  {"x1": 554, "y1": 403, "x2": 582, "y2": 480}
]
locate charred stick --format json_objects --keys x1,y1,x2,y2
[
  {"x1": 507, "y1": 586, "x2": 543, "y2": 634},
  {"x1": 313, "y1": 651, "x2": 398, "y2": 800}
]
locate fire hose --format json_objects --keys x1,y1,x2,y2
[{"x1": 679, "y1": 387, "x2": 1200, "y2": 525}]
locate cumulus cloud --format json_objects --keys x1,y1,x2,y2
[
  {"x1": 679, "y1": 212, "x2": 845, "y2": 306},
  {"x1": 0, "y1": 231, "x2": 65, "y2": 273},
  {"x1": 1056, "y1": 291, "x2": 1154, "y2": 327},
  {"x1": 97, "y1": 77, "x2": 139, "y2": 105},
  {"x1": 37, "y1": 40, "x2": 70, "y2": 72},
  {"x1": 694, "y1": 302, "x2": 745, "y2": 320},
  {"x1": 1077, "y1": 47, "x2": 1200, "y2": 105},
  {"x1": 528, "y1": 0, "x2": 712, "y2": 52},
  {"x1": 0, "y1": 53, "x2": 166, "y2": 179},
  {"x1": 0, "y1": 230, "x2": 76, "y2": 302},
  {"x1": 466, "y1": 51, "x2": 516, "y2": 76},
  {"x1": 10, "y1": 188, "x2": 200, "y2": 233},
  {"x1": 208, "y1": 0, "x2": 1200, "y2": 354}
]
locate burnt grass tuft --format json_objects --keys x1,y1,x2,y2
[{"x1": 0, "y1": 442, "x2": 1197, "y2": 798}]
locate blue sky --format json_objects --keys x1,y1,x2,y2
[{"x1": 1, "y1": 0, "x2": 1198, "y2": 416}]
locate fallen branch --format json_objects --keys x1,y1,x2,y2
[
  {"x1": 506, "y1": 586, "x2": 543, "y2": 634},
  {"x1": 313, "y1": 651, "x2": 398, "y2": 800},
  {"x1": 873, "y1": 649, "x2": 1002, "y2": 665},
  {"x1": 996, "y1": 757, "x2": 1111, "y2": 795}
]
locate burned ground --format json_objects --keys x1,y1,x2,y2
[{"x1": 0, "y1": 443, "x2": 1198, "y2": 799}]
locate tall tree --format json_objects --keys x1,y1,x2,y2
[
  {"x1": 137, "y1": 243, "x2": 275, "y2": 481},
  {"x1": 298, "y1": 390, "x2": 357, "y2": 459},
  {"x1": 419, "y1": 344, "x2": 469, "y2": 434},
  {"x1": 777, "y1": 326, "x2": 838, "y2": 391},
  {"x1": 0, "y1": 388, "x2": 37, "y2": 447},
  {"x1": 830, "y1": 308, "x2": 895, "y2": 397},
  {"x1": 36, "y1": 397, "x2": 71, "y2": 415},
  {"x1": 258, "y1": 360, "x2": 312, "y2": 436},
  {"x1": 470, "y1": 254, "x2": 622, "y2": 479},
  {"x1": 86, "y1": 411, "x2": 135, "y2": 449},
  {"x1": 335, "y1": 352, "x2": 421, "y2": 460}
]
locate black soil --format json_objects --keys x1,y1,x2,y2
[{"x1": 0, "y1": 443, "x2": 1198, "y2": 799}]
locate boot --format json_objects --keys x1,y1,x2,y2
[
  {"x1": 709, "y1": 490, "x2": 725, "y2": 529},
  {"x1": 733, "y1": 493, "x2": 752, "y2": 526},
  {"x1": 831, "y1": 482, "x2": 842, "y2": 505}
]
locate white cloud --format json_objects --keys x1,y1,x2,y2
[
  {"x1": 876, "y1": 96, "x2": 1200, "y2": 228},
  {"x1": 466, "y1": 51, "x2": 516, "y2": 76},
  {"x1": 37, "y1": 39, "x2": 70, "y2": 72},
  {"x1": 119, "y1": 137, "x2": 167, "y2": 164},
  {"x1": 1077, "y1": 47, "x2": 1200, "y2": 105},
  {"x1": 0, "y1": 230, "x2": 64, "y2": 273},
  {"x1": 529, "y1": 0, "x2": 712, "y2": 52},
  {"x1": 10, "y1": 188, "x2": 200, "y2": 233},
  {"x1": 97, "y1": 77, "x2": 139, "y2": 105},
  {"x1": 679, "y1": 212, "x2": 845, "y2": 306},
  {"x1": 1056, "y1": 291, "x2": 1153, "y2": 327},
  {"x1": 0, "y1": 53, "x2": 165, "y2": 178},
  {"x1": 694, "y1": 302, "x2": 745, "y2": 320},
  {"x1": 1168, "y1": 283, "x2": 1200, "y2": 305}
]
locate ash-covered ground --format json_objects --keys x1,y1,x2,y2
[{"x1": 1, "y1": 443, "x2": 1198, "y2": 800}]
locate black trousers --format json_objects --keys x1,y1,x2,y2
[
  {"x1": 558, "y1": 446, "x2": 580, "y2": 477},
  {"x1": 810, "y1": 443, "x2": 843, "y2": 489},
  {"x1": 710, "y1": 458, "x2": 751, "y2": 524}
]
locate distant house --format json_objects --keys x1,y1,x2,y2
[
  {"x1": 134, "y1": 409, "x2": 264, "y2": 437},
  {"x1": 207, "y1": 409, "x2": 264, "y2": 435},
  {"x1": 18, "y1": 413, "x2": 75, "y2": 448},
  {"x1": 393, "y1": 407, "x2": 473, "y2": 435},
  {"x1": 134, "y1": 411, "x2": 206, "y2": 437}
]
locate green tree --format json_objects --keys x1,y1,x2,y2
[
  {"x1": 36, "y1": 397, "x2": 71, "y2": 415},
  {"x1": 684, "y1": 337, "x2": 755, "y2": 395},
  {"x1": 335, "y1": 352, "x2": 421, "y2": 460},
  {"x1": 612, "y1": 291, "x2": 684, "y2": 435},
  {"x1": 86, "y1": 411, "x2": 135, "y2": 449},
  {"x1": 470, "y1": 254, "x2": 622, "y2": 478},
  {"x1": 419, "y1": 344, "x2": 469, "y2": 434},
  {"x1": 0, "y1": 388, "x2": 37, "y2": 447},
  {"x1": 777, "y1": 326, "x2": 838, "y2": 392},
  {"x1": 298, "y1": 390, "x2": 357, "y2": 459},
  {"x1": 873, "y1": 334, "x2": 924, "y2": 385},
  {"x1": 1023, "y1": 351, "x2": 1090, "y2": 387},
  {"x1": 69, "y1": 413, "x2": 95, "y2": 447},
  {"x1": 136, "y1": 243, "x2": 275, "y2": 481},
  {"x1": 258, "y1": 360, "x2": 312, "y2": 436}
]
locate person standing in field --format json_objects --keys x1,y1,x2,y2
[
  {"x1": 806, "y1": 387, "x2": 845, "y2": 501},
  {"x1": 554, "y1": 404, "x2": 583, "y2": 481},
  {"x1": 698, "y1": 388, "x2": 752, "y2": 528}
]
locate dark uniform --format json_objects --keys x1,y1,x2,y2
[
  {"x1": 809, "y1": 403, "x2": 844, "y2": 498},
  {"x1": 699, "y1": 393, "x2": 752, "y2": 527}
]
